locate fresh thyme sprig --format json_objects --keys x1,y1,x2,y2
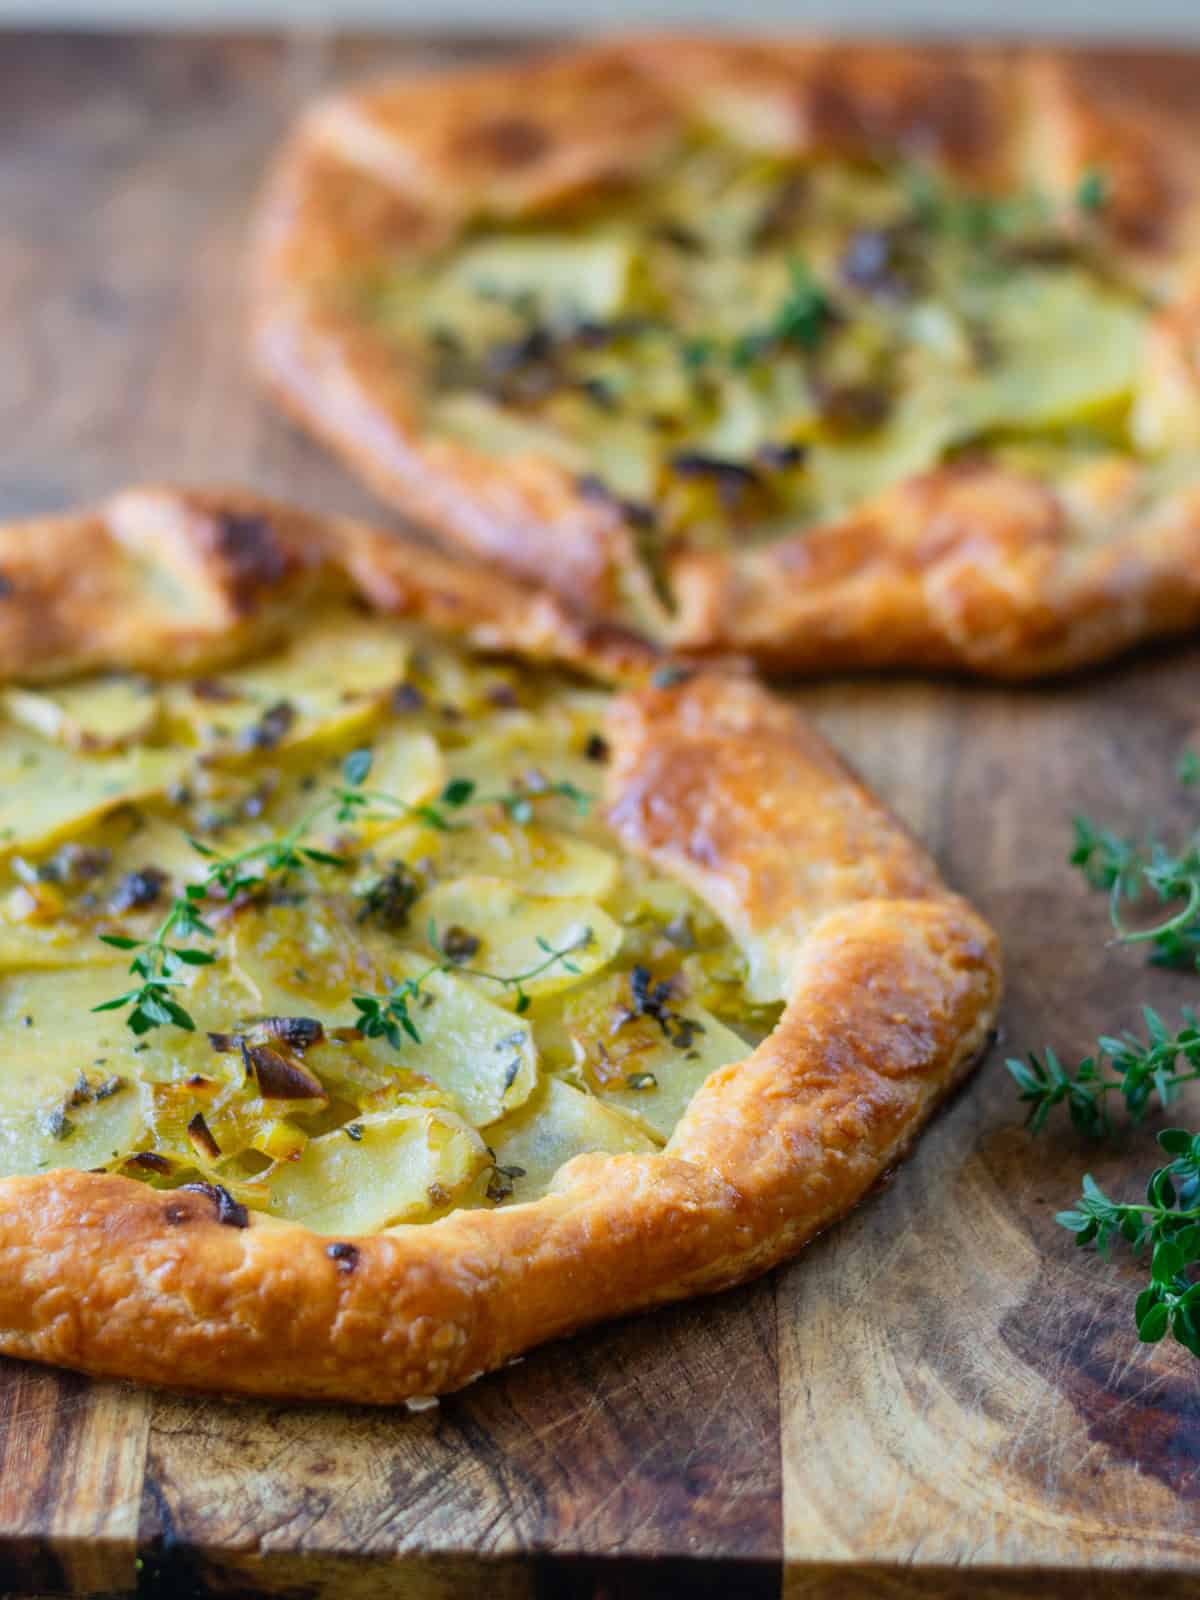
[
  {"x1": 1070, "y1": 810, "x2": 1200, "y2": 971},
  {"x1": 336, "y1": 750, "x2": 590, "y2": 832},
  {"x1": 93, "y1": 801, "x2": 342, "y2": 1035},
  {"x1": 336, "y1": 747, "x2": 465, "y2": 833},
  {"x1": 351, "y1": 922, "x2": 594, "y2": 1049},
  {"x1": 94, "y1": 746, "x2": 593, "y2": 1037},
  {"x1": 1057, "y1": 1129, "x2": 1200, "y2": 1357},
  {"x1": 1015, "y1": 749, "x2": 1200, "y2": 1362},
  {"x1": 1007, "y1": 1007, "x2": 1200, "y2": 1137},
  {"x1": 477, "y1": 775, "x2": 591, "y2": 827}
]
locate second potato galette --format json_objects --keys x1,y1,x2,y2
[{"x1": 254, "y1": 39, "x2": 1200, "y2": 677}]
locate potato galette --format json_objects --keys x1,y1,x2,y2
[
  {"x1": 0, "y1": 488, "x2": 999, "y2": 1402},
  {"x1": 254, "y1": 40, "x2": 1200, "y2": 677}
]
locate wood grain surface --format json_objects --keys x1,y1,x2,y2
[{"x1": 1, "y1": 28, "x2": 1200, "y2": 1600}]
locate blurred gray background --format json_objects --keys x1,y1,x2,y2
[{"x1": 1, "y1": 0, "x2": 1198, "y2": 37}]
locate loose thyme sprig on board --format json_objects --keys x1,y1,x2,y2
[
  {"x1": 1058, "y1": 1130, "x2": 1200, "y2": 1358},
  {"x1": 1069, "y1": 757, "x2": 1200, "y2": 970},
  {"x1": 1008, "y1": 1008, "x2": 1200, "y2": 1137},
  {"x1": 94, "y1": 746, "x2": 592, "y2": 1036},
  {"x1": 1011, "y1": 751, "x2": 1200, "y2": 1360}
]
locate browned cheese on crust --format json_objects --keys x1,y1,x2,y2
[
  {"x1": 251, "y1": 40, "x2": 1200, "y2": 680},
  {"x1": 0, "y1": 488, "x2": 1000, "y2": 1402}
]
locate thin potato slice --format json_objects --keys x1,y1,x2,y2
[
  {"x1": 430, "y1": 821, "x2": 619, "y2": 901},
  {"x1": 0, "y1": 1086, "x2": 146, "y2": 1181},
  {"x1": 228, "y1": 902, "x2": 385, "y2": 1017},
  {"x1": 3, "y1": 677, "x2": 160, "y2": 752},
  {"x1": 442, "y1": 722, "x2": 603, "y2": 813},
  {"x1": 344, "y1": 728, "x2": 446, "y2": 843},
  {"x1": 810, "y1": 272, "x2": 1143, "y2": 512},
  {"x1": 0, "y1": 915, "x2": 125, "y2": 971},
  {"x1": 953, "y1": 269, "x2": 1142, "y2": 434},
  {"x1": 237, "y1": 894, "x2": 542, "y2": 1125},
  {"x1": 415, "y1": 876, "x2": 621, "y2": 1000},
  {"x1": 0, "y1": 964, "x2": 256, "y2": 1116},
  {"x1": 227, "y1": 904, "x2": 534, "y2": 1122},
  {"x1": 484, "y1": 1076, "x2": 655, "y2": 1205},
  {"x1": 443, "y1": 231, "x2": 637, "y2": 322},
  {"x1": 0, "y1": 733, "x2": 189, "y2": 860},
  {"x1": 552, "y1": 973, "x2": 747, "y2": 1141},
  {"x1": 264, "y1": 1106, "x2": 489, "y2": 1234},
  {"x1": 165, "y1": 615, "x2": 411, "y2": 756},
  {"x1": 0, "y1": 809, "x2": 219, "y2": 971},
  {"x1": 354, "y1": 947, "x2": 539, "y2": 1126}
]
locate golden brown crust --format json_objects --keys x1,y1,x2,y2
[
  {"x1": 0, "y1": 488, "x2": 1000, "y2": 1402},
  {"x1": 0, "y1": 484, "x2": 655, "y2": 684},
  {"x1": 251, "y1": 38, "x2": 1200, "y2": 680}
]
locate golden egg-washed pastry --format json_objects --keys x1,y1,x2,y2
[
  {"x1": 252, "y1": 38, "x2": 1200, "y2": 679},
  {"x1": 0, "y1": 487, "x2": 999, "y2": 1402}
]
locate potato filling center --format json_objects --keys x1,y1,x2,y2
[
  {"x1": 0, "y1": 615, "x2": 773, "y2": 1232},
  {"x1": 366, "y1": 142, "x2": 1164, "y2": 570}
]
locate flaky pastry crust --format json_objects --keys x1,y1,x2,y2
[
  {"x1": 251, "y1": 38, "x2": 1200, "y2": 679},
  {"x1": 0, "y1": 488, "x2": 1000, "y2": 1402}
]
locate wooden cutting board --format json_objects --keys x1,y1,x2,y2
[{"x1": 2, "y1": 29, "x2": 1200, "y2": 1600}]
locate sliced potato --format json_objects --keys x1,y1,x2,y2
[
  {"x1": 354, "y1": 947, "x2": 539, "y2": 1126},
  {"x1": 226, "y1": 901, "x2": 525, "y2": 1114},
  {"x1": 291, "y1": 1034, "x2": 428, "y2": 1101},
  {"x1": 557, "y1": 975, "x2": 746, "y2": 1141},
  {"x1": 0, "y1": 915, "x2": 122, "y2": 971},
  {"x1": 165, "y1": 615, "x2": 411, "y2": 756},
  {"x1": 236, "y1": 893, "x2": 541, "y2": 1126},
  {"x1": 442, "y1": 721, "x2": 604, "y2": 809},
  {"x1": 263, "y1": 1106, "x2": 489, "y2": 1234},
  {"x1": 344, "y1": 728, "x2": 446, "y2": 843},
  {"x1": 0, "y1": 963, "x2": 256, "y2": 1117},
  {"x1": 229, "y1": 902, "x2": 543, "y2": 1124},
  {"x1": 550, "y1": 411, "x2": 658, "y2": 503},
  {"x1": 429, "y1": 393, "x2": 588, "y2": 472},
  {"x1": 228, "y1": 902, "x2": 386, "y2": 1017},
  {"x1": 0, "y1": 800, "x2": 279, "y2": 971},
  {"x1": 0, "y1": 807, "x2": 215, "y2": 971},
  {"x1": 432, "y1": 821, "x2": 618, "y2": 901},
  {"x1": 3, "y1": 676, "x2": 160, "y2": 752},
  {"x1": 447, "y1": 230, "x2": 637, "y2": 321},
  {"x1": 0, "y1": 1083, "x2": 146, "y2": 1180},
  {"x1": 485, "y1": 1076, "x2": 655, "y2": 1204},
  {"x1": 812, "y1": 271, "x2": 1144, "y2": 512},
  {"x1": 955, "y1": 268, "x2": 1143, "y2": 434},
  {"x1": 415, "y1": 876, "x2": 621, "y2": 1000},
  {"x1": 0, "y1": 733, "x2": 190, "y2": 861}
]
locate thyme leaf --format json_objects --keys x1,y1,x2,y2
[
  {"x1": 733, "y1": 259, "x2": 832, "y2": 367},
  {"x1": 1058, "y1": 1130, "x2": 1200, "y2": 1359},
  {"x1": 1075, "y1": 167, "x2": 1110, "y2": 215}
]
